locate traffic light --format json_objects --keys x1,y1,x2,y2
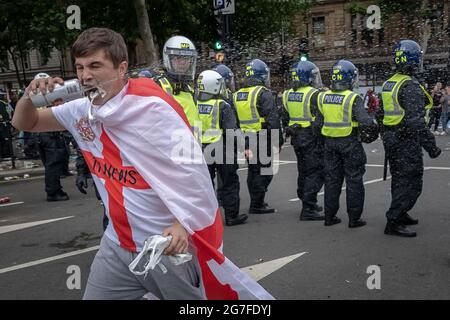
[
  {"x1": 299, "y1": 37, "x2": 309, "y2": 61},
  {"x1": 213, "y1": 40, "x2": 223, "y2": 51}
]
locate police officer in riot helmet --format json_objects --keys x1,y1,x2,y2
[
  {"x1": 212, "y1": 64, "x2": 238, "y2": 208},
  {"x1": 156, "y1": 36, "x2": 200, "y2": 132},
  {"x1": 213, "y1": 64, "x2": 236, "y2": 102},
  {"x1": 34, "y1": 73, "x2": 70, "y2": 201},
  {"x1": 280, "y1": 60, "x2": 325, "y2": 221},
  {"x1": 317, "y1": 60, "x2": 378, "y2": 228},
  {"x1": 233, "y1": 59, "x2": 284, "y2": 214},
  {"x1": 379, "y1": 39, "x2": 441, "y2": 237},
  {"x1": 196, "y1": 70, "x2": 247, "y2": 226}
]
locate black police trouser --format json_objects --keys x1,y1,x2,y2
[
  {"x1": 324, "y1": 135, "x2": 366, "y2": 221},
  {"x1": 383, "y1": 131, "x2": 423, "y2": 221},
  {"x1": 38, "y1": 134, "x2": 66, "y2": 196},
  {"x1": 247, "y1": 134, "x2": 273, "y2": 208},
  {"x1": 294, "y1": 141, "x2": 324, "y2": 211},
  {"x1": 248, "y1": 162, "x2": 273, "y2": 208},
  {"x1": 247, "y1": 132, "x2": 273, "y2": 208},
  {"x1": 62, "y1": 135, "x2": 72, "y2": 175},
  {"x1": 0, "y1": 123, "x2": 10, "y2": 158},
  {"x1": 208, "y1": 162, "x2": 240, "y2": 219},
  {"x1": 203, "y1": 142, "x2": 240, "y2": 218}
]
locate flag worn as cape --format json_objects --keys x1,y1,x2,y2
[{"x1": 93, "y1": 78, "x2": 274, "y2": 300}]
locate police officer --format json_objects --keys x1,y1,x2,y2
[
  {"x1": 213, "y1": 64, "x2": 236, "y2": 104},
  {"x1": 196, "y1": 70, "x2": 247, "y2": 226},
  {"x1": 234, "y1": 59, "x2": 283, "y2": 214},
  {"x1": 318, "y1": 60, "x2": 378, "y2": 228},
  {"x1": 34, "y1": 73, "x2": 70, "y2": 201},
  {"x1": 156, "y1": 36, "x2": 200, "y2": 132},
  {"x1": 0, "y1": 90, "x2": 11, "y2": 159},
  {"x1": 379, "y1": 40, "x2": 441, "y2": 237},
  {"x1": 212, "y1": 64, "x2": 237, "y2": 206},
  {"x1": 281, "y1": 61, "x2": 325, "y2": 221}
]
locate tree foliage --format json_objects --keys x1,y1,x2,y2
[
  {"x1": 232, "y1": 0, "x2": 315, "y2": 44},
  {"x1": 0, "y1": 0, "x2": 316, "y2": 84}
]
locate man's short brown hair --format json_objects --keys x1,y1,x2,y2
[{"x1": 71, "y1": 27, "x2": 128, "y2": 68}]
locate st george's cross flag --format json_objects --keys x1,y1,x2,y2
[{"x1": 52, "y1": 77, "x2": 274, "y2": 300}]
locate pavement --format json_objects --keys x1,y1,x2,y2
[{"x1": 0, "y1": 158, "x2": 77, "y2": 181}]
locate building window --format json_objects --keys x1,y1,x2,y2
[
  {"x1": 312, "y1": 16, "x2": 326, "y2": 48},
  {"x1": 313, "y1": 16, "x2": 325, "y2": 34}
]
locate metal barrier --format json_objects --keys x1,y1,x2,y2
[{"x1": 1, "y1": 121, "x2": 78, "y2": 171}]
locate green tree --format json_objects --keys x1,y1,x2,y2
[
  {"x1": 1, "y1": 0, "x2": 317, "y2": 85},
  {"x1": 0, "y1": 0, "x2": 78, "y2": 86}
]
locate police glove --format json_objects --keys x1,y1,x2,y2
[
  {"x1": 428, "y1": 146, "x2": 441, "y2": 159},
  {"x1": 76, "y1": 174, "x2": 91, "y2": 194}
]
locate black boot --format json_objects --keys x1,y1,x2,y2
[
  {"x1": 398, "y1": 213, "x2": 418, "y2": 225},
  {"x1": 313, "y1": 204, "x2": 323, "y2": 212},
  {"x1": 225, "y1": 214, "x2": 248, "y2": 226},
  {"x1": 348, "y1": 218, "x2": 366, "y2": 228},
  {"x1": 384, "y1": 221, "x2": 416, "y2": 237},
  {"x1": 47, "y1": 190, "x2": 69, "y2": 202},
  {"x1": 324, "y1": 216, "x2": 341, "y2": 226},
  {"x1": 300, "y1": 208, "x2": 325, "y2": 221},
  {"x1": 249, "y1": 204, "x2": 276, "y2": 214}
]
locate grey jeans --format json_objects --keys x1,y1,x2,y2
[{"x1": 83, "y1": 235, "x2": 206, "y2": 300}]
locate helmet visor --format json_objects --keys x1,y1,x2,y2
[
  {"x1": 227, "y1": 73, "x2": 236, "y2": 92},
  {"x1": 218, "y1": 79, "x2": 228, "y2": 99},
  {"x1": 166, "y1": 48, "x2": 197, "y2": 80},
  {"x1": 311, "y1": 68, "x2": 322, "y2": 88}
]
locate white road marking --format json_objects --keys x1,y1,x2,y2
[
  {"x1": 289, "y1": 176, "x2": 394, "y2": 202},
  {"x1": 242, "y1": 252, "x2": 308, "y2": 281},
  {"x1": 0, "y1": 201, "x2": 24, "y2": 208},
  {"x1": 287, "y1": 167, "x2": 441, "y2": 202},
  {"x1": 237, "y1": 160, "x2": 296, "y2": 171},
  {"x1": 0, "y1": 216, "x2": 74, "y2": 235},
  {"x1": 0, "y1": 245, "x2": 100, "y2": 274},
  {"x1": 0, "y1": 245, "x2": 307, "y2": 282},
  {"x1": 424, "y1": 166, "x2": 450, "y2": 170}
]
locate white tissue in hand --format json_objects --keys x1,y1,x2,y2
[{"x1": 128, "y1": 235, "x2": 192, "y2": 276}]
